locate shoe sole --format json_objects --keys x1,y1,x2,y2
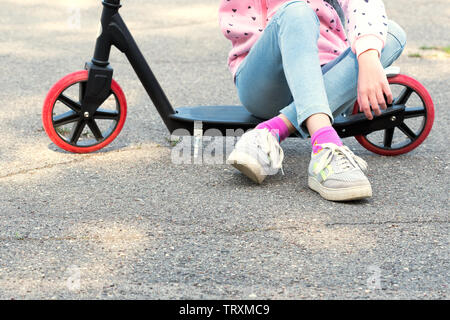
[
  {"x1": 308, "y1": 176, "x2": 372, "y2": 201},
  {"x1": 227, "y1": 150, "x2": 267, "y2": 184}
]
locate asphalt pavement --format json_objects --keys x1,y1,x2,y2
[{"x1": 0, "y1": 0, "x2": 448, "y2": 299}]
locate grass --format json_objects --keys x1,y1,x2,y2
[
  {"x1": 408, "y1": 45, "x2": 450, "y2": 59},
  {"x1": 15, "y1": 232, "x2": 26, "y2": 240},
  {"x1": 56, "y1": 127, "x2": 94, "y2": 139},
  {"x1": 166, "y1": 136, "x2": 182, "y2": 147},
  {"x1": 419, "y1": 46, "x2": 440, "y2": 50},
  {"x1": 56, "y1": 127, "x2": 71, "y2": 136},
  {"x1": 419, "y1": 45, "x2": 450, "y2": 54}
]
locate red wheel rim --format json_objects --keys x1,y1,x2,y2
[
  {"x1": 42, "y1": 70, "x2": 127, "y2": 153},
  {"x1": 353, "y1": 74, "x2": 434, "y2": 156}
]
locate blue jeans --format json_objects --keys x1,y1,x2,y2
[{"x1": 235, "y1": 1, "x2": 407, "y2": 138}]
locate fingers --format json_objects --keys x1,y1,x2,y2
[
  {"x1": 358, "y1": 93, "x2": 373, "y2": 120},
  {"x1": 383, "y1": 82, "x2": 394, "y2": 105},
  {"x1": 357, "y1": 70, "x2": 393, "y2": 120},
  {"x1": 377, "y1": 90, "x2": 387, "y2": 111},
  {"x1": 359, "y1": 82, "x2": 394, "y2": 119},
  {"x1": 370, "y1": 92, "x2": 381, "y2": 116}
]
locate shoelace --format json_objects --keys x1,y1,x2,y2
[
  {"x1": 254, "y1": 129, "x2": 285, "y2": 174},
  {"x1": 313, "y1": 143, "x2": 368, "y2": 176}
]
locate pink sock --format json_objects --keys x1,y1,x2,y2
[
  {"x1": 256, "y1": 116, "x2": 290, "y2": 142},
  {"x1": 311, "y1": 126, "x2": 343, "y2": 154}
]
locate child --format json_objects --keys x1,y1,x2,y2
[{"x1": 220, "y1": 0, "x2": 406, "y2": 201}]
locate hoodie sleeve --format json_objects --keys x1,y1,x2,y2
[
  {"x1": 218, "y1": 0, "x2": 263, "y2": 75},
  {"x1": 338, "y1": 0, "x2": 389, "y2": 58}
]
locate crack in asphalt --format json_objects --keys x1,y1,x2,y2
[
  {"x1": 1, "y1": 220, "x2": 448, "y2": 242},
  {"x1": 133, "y1": 21, "x2": 215, "y2": 30},
  {"x1": 0, "y1": 158, "x2": 89, "y2": 180},
  {"x1": 324, "y1": 220, "x2": 450, "y2": 227},
  {"x1": 228, "y1": 220, "x2": 450, "y2": 235},
  {"x1": 0, "y1": 145, "x2": 166, "y2": 180}
]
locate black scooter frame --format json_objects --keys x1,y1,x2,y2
[{"x1": 82, "y1": 0, "x2": 405, "y2": 138}]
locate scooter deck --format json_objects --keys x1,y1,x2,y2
[
  {"x1": 170, "y1": 105, "x2": 405, "y2": 138},
  {"x1": 169, "y1": 105, "x2": 262, "y2": 133}
]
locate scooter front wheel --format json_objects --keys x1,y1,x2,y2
[
  {"x1": 42, "y1": 70, "x2": 127, "y2": 153},
  {"x1": 353, "y1": 74, "x2": 434, "y2": 156}
]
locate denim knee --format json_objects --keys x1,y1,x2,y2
[
  {"x1": 387, "y1": 20, "x2": 407, "y2": 52},
  {"x1": 381, "y1": 20, "x2": 407, "y2": 67},
  {"x1": 277, "y1": 1, "x2": 320, "y2": 30}
]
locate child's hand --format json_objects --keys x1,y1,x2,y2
[{"x1": 357, "y1": 49, "x2": 393, "y2": 120}]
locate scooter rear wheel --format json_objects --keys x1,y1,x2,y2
[
  {"x1": 42, "y1": 70, "x2": 127, "y2": 153},
  {"x1": 353, "y1": 74, "x2": 434, "y2": 156}
]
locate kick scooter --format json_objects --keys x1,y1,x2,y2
[{"x1": 42, "y1": 0, "x2": 434, "y2": 156}]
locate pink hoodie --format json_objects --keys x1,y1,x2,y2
[{"x1": 219, "y1": 0, "x2": 388, "y2": 77}]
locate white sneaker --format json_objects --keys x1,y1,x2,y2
[
  {"x1": 308, "y1": 143, "x2": 372, "y2": 201},
  {"x1": 227, "y1": 128, "x2": 284, "y2": 184}
]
